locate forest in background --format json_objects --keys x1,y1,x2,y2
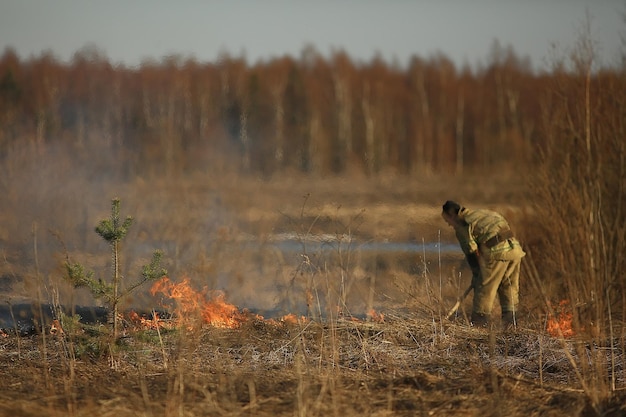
[{"x1": 1, "y1": 42, "x2": 614, "y2": 180}]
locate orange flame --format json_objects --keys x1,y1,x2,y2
[
  {"x1": 126, "y1": 276, "x2": 381, "y2": 331},
  {"x1": 150, "y1": 277, "x2": 246, "y2": 329},
  {"x1": 279, "y1": 313, "x2": 308, "y2": 325},
  {"x1": 367, "y1": 309, "x2": 385, "y2": 323},
  {"x1": 128, "y1": 310, "x2": 164, "y2": 330},
  {"x1": 50, "y1": 319, "x2": 64, "y2": 336},
  {"x1": 546, "y1": 300, "x2": 574, "y2": 338}
]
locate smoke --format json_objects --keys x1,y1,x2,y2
[
  {"x1": 0, "y1": 124, "x2": 261, "y2": 311},
  {"x1": 0, "y1": 129, "x2": 461, "y2": 318}
]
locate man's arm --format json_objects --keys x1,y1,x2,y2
[
  {"x1": 465, "y1": 252, "x2": 481, "y2": 288},
  {"x1": 455, "y1": 223, "x2": 480, "y2": 287}
]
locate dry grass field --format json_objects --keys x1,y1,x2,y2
[
  {"x1": 1, "y1": 173, "x2": 624, "y2": 416},
  {"x1": 2, "y1": 313, "x2": 621, "y2": 417}
]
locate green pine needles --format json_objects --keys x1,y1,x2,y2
[{"x1": 65, "y1": 198, "x2": 167, "y2": 339}]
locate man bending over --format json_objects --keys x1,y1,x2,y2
[{"x1": 442, "y1": 200, "x2": 526, "y2": 329}]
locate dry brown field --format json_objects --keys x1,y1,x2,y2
[{"x1": 1, "y1": 173, "x2": 624, "y2": 416}]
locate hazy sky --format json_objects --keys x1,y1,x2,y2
[{"x1": 1, "y1": 0, "x2": 624, "y2": 71}]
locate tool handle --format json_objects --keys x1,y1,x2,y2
[{"x1": 445, "y1": 285, "x2": 473, "y2": 320}]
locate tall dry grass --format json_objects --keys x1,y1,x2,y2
[{"x1": 523, "y1": 27, "x2": 626, "y2": 412}]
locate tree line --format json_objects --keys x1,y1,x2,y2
[{"x1": 0, "y1": 44, "x2": 623, "y2": 179}]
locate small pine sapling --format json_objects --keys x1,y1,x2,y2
[{"x1": 65, "y1": 198, "x2": 167, "y2": 339}]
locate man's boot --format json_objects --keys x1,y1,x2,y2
[
  {"x1": 471, "y1": 312, "x2": 488, "y2": 328},
  {"x1": 502, "y1": 311, "x2": 516, "y2": 331}
]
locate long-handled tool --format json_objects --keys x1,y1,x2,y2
[{"x1": 445, "y1": 285, "x2": 473, "y2": 320}]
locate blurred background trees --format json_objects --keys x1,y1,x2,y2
[{"x1": 0, "y1": 44, "x2": 555, "y2": 180}]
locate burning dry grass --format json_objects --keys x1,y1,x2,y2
[
  {"x1": 546, "y1": 300, "x2": 575, "y2": 339},
  {"x1": 1, "y1": 308, "x2": 624, "y2": 416}
]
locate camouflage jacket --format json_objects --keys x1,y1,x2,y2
[{"x1": 454, "y1": 207, "x2": 524, "y2": 259}]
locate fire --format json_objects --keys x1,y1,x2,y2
[
  {"x1": 124, "y1": 276, "x2": 380, "y2": 332},
  {"x1": 367, "y1": 309, "x2": 385, "y2": 323},
  {"x1": 200, "y1": 291, "x2": 244, "y2": 328},
  {"x1": 278, "y1": 313, "x2": 308, "y2": 325},
  {"x1": 150, "y1": 277, "x2": 246, "y2": 329},
  {"x1": 546, "y1": 299, "x2": 574, "y2": 338},
  {"x1": 50, "y1": 319, "x2": 64, "y2": 336},
  {"x1": 128, "y1": 310, "x2": 164, "y2": 330}
]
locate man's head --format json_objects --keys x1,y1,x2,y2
[{"x1": 442, "y1": 200, "x2": 462, "y2": 227}]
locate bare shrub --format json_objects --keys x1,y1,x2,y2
[{"x1": 525, "y1": 22, "x2": 626, "y2": 410}]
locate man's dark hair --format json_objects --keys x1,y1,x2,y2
[{"x1": 442, "y1": 200, "x2": 461, "y2": 215}]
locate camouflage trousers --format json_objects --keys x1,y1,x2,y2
[{"x1": 473, "y1": 252, "x2": 522, "y2": 316}]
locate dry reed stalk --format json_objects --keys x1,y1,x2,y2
[{"x1": 153, "y1": 309, "x2": 168, "y2": 370}]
